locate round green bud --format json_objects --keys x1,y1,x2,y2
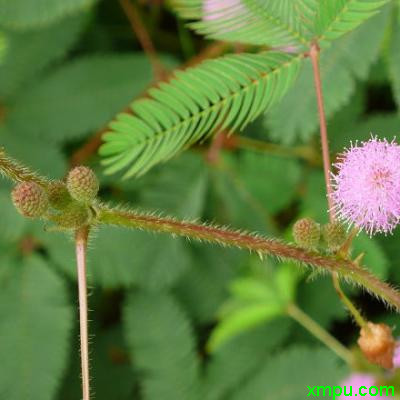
[
  {"x1": 322, "y1": 222, "x2": 346, "y2": 251},
  {"x1": 293, "y1": 217, "x2": 320, "y2": 249},
  {"x1": 66, "y1": 166, "x2": 99, "y2": 204},
  {"x1": 12, "y1": 181, "x2": 49, "y2": 218},
  {"x1": 47, "y1": 181, "x2": 72, "y2": 210}
]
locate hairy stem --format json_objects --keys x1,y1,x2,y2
[
  {"x1": 75, "y1": 226, "x2": 90, "y2": 400},
  {"x1": 287, "y1": 303, "x2": 353, "y2": 364},
  {"x1": 0, "y1": 148, "x2": 48, "y2": 187},
  {"x1": 97, "y1": 207, "x2": 400, "y2": 310}
]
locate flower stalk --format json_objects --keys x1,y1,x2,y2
[{"x1": 75, "y1": 226, "x2": 90, "y2": 400}]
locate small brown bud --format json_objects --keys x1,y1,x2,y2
[
  {"x1": 12, "y1": 181, "x2": 49, "y2": 218},
  {"x1": 322, "y1": 222, "x2": 346, "y2": 251},
  {"x1": 358, "y1": 322, "x2": 395, "y2": 369},
  {"x1": 292, "y1": 217, "x2": 320, "y2": 249},
  {"x1": 66, "y1": 166, "x2": 99, "y2": 204}
]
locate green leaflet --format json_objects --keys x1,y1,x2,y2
[
  {"x1": 171, "y1": 0, "x2": 318, "y2": 49},
  {"x1": 267, "y1": 7, "x2": 389, "y2": 144},
  {"x1": 315, "y1": 0, "x2": 389, "y2": 44},
  {"x1": 0, "y1": 0, "x2": 96, "y2": 29},
  {"x1": 0, "y1": 255, "x2": 73, "y2": 400},
  {"x1": 231, "y1": 346, "x2": 348, "y2": 400},
  {"x1": 101, "y1": 52, "x2": 303, "y2": 178},
  {"x1": 124, "y1": 291, "x2": 201, "y2": 400},
  {"x1": 207, "y1": 259, "x2": 300, "y2": 351}
]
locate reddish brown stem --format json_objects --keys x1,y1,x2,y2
[
  {"x1": 75, "y1": 226, "x2": 90, "y2": 400},
  {"x1": 119, "y1": 0, "x2": 167, "y2": 80},
  {"x1": 309, "y1": 43, "x2": 334, "y2": 221},
  {"x1": 97, "y1": 206, "x2": 400, "y2": 310}
]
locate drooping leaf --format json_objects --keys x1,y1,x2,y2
[
  {"x1": 100, "y1": 52, "x2": 303, "y2": 178},
  {"x1": 0, "y1": 255, "x2": 73, "y2": 400},
  {"x1": 0, "y1": 0, "x2": 96, "y2": 29},
  {"x1": 266, "y1": 7, "x2": 388, "y2": 143},
  {"x1": 124, "y1": 291, "x2": 201, "y2": 400},
  {"x1": 171, "y1": 0, "x2": 318, "y2": 49}
]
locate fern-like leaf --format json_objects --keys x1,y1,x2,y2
[
  {"x1": 171, "y1": 0, "x2": 318, "y2": 49},
  {"x1": 100, "y1": 52, "x2": 303, "y2": 177},
  {"x1": 315, "y1": 0, "x2": 388, "y2": 44}
]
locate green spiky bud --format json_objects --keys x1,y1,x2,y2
[
  {"x1": 51, "y1": 204, "x2": 90, "y2": 229},
  {"x1": 47, "y1": 181, "x2": 72, "y2": 210},
  {"x1": 12, "y1": 181, "x2": 49, "y2": 218},
  {"x1": 293, "y1": 217, "x2": 320, "y2": 249},
  {"x1": 322, "y1": 222, "x2": 346, "y2": 251},
  {"x1": 66, "y1": 166, "x2": 99, "y2": 204}
]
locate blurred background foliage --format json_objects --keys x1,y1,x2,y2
[{"x1": 0, "y1": 1, "x2": 400, "y2": 399}]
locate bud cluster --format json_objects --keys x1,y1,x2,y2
[
  {"x1": 292, "y1": 217, "x2": 348, "y2": 253},
  {"x1": 10, "y1": 165, "x2": 99, "y2": 230}
]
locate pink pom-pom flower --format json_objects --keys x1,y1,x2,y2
[{"x1": 331, "y1": 137, "x2": 400, "y2": 236}]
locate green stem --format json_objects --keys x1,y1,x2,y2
[
  {"x1": 0, "y1": 148, "x2": 48, "y2": 187},
  {"x1": 97, "y1": 206, "x2": 400, "y2": 310},
  {"x1": 332, "y1": 272, "x2": 367, "y2": 328},
  {"x1": 287, "y1": 303, "x2": 353, "y2": 364}
]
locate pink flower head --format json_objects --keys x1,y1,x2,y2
[
  {"x1": 339, "y1": 374, "x2": 392, "y2": 399},
  {"x1": 331, "y1": 137, "x2": 400, "y2": 235},
  {"x1": 203, "y1": 0, "x2": 246, "y2": 33}
]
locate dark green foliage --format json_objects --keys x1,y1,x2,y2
[
  {"x1": 124, "y1": 291, "x2": 201, "y2": 400},
  {"x1": 231, "y1": 346, "x2": 348, "y2": 400},
  {"x1": 0, "y1": 255, "x2": 73, "y2": 400}
]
